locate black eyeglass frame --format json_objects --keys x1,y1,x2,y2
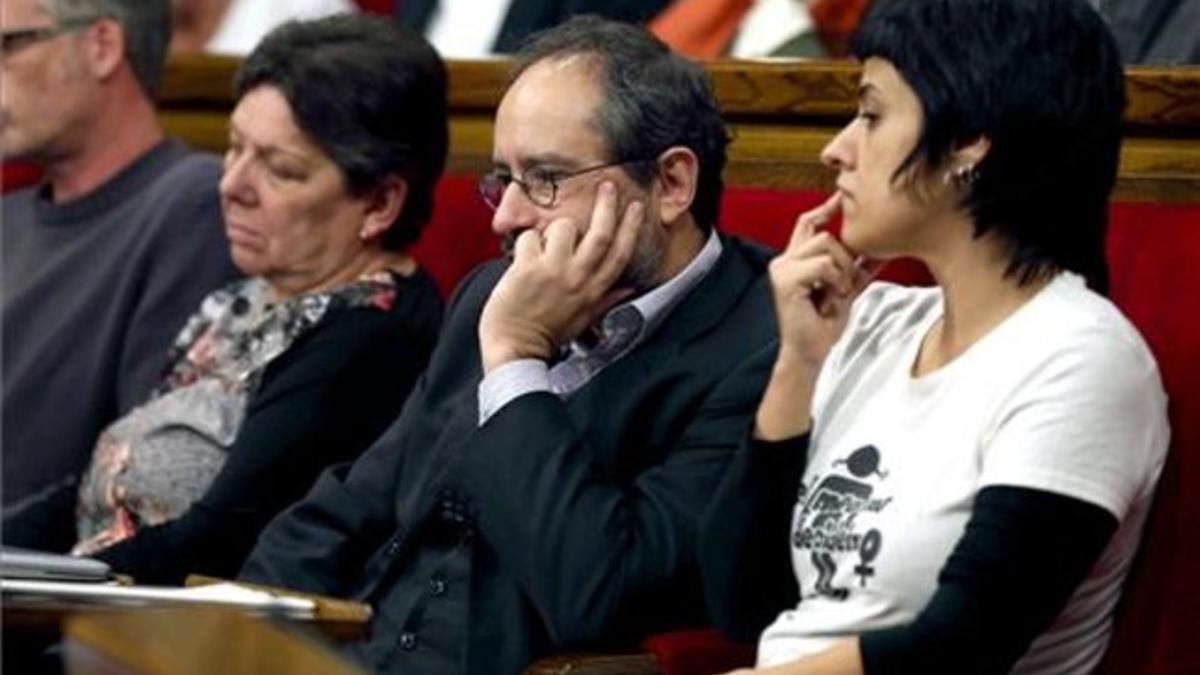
[
  {"x1": 0, "y1": 17, "x2": 101, "y2": 57},
  {"x1": 477, "y1": 156, "x2": 657, "y2": 211}
]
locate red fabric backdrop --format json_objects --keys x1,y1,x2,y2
[
  {"x1": 354, "y1": 0, "x2": 393, "y2": 16},
  {"x1": 1, "y1": 161, "x2": 42, "y2": 193}
]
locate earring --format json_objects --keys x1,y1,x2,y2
[{"x1": 944, "y1": 164, "x2": 978, "y2": 187}]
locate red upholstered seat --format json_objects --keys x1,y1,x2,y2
[
  {"x1": 416, "y1": 176, "x2": 1199, "y2": 675},
  {"x1": 352, "y1": 0, "x2": 393, "y2": 16},
  {"x1": 1098, "y1": 202, "x2": 1200, "y2": 675},
  {"x1": 409, "y1": 174, "x2": 499, "y2": 299},
  {"x1": 1, "y1": 161, "x2": 42, "y2": 194},
  {"x1": 642, "y1": 628, "x2": 756, "y2": 675}
]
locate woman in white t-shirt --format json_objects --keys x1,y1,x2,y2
[{"x1": 699, "y1": 1, "x2": 1169, "y2": 674}]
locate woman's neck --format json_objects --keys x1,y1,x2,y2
[
  {"x1": 913, "y1": 228, "x2": 1052, "y2": 377},
  {"x1": 267, "y1": 249, "x2": 417, "y2": 302}
]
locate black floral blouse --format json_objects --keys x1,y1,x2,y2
[{"x1": 73, "y1": 272, "x2": 401, "y2": 555}]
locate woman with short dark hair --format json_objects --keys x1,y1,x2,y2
[
  {"x1": 700, "y1": 1, "x2": 1168, "y2": 673},
  {"x1": 69, "y1": 15, "x2": 447, "y2": 585}
]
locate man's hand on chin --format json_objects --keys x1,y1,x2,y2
[{"x1": 478, "y1": 181, "x2": 645, "y2": 375}]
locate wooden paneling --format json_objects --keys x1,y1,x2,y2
[{"x1": 158, "y1": 57, "x2": 1200, "y2": 203}]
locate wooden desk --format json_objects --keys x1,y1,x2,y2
[
  {"x1": 3, "y1": 606, "x2": 367, "y2": 675},
  {"x1": 3, "y1": 579, "x2": 372, "y2": 674},
  {"x1": 61, "y1": 608, "x2": 368, "y2": 675}
]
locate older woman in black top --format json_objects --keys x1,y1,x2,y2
[{"x1": 68, "y1": 15, "x2": 448, "y2": 584}]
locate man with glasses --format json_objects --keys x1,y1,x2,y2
[
  {"x1": 241, "y1": 16, "x2": 777, "y2": 675},
  {"x1": 2, "y1": 0, "x2": 237, "y2": 551}
]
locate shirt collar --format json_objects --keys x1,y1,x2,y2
[{"x1": 576, "y1": 228, "x2": 724, "y2": 354}]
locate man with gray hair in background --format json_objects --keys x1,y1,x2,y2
[{"x1": 1, "y1": 0, "x2": 238, "y2": 551}]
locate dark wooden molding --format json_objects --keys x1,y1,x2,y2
[
  {"x1": 158, "y1": 56, "x2": 1200, "y2": 203},
  {"x1": 159, "y1": 54, "x2": 239, "y2": 108}
]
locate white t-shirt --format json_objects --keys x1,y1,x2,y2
[
  {"x1": 757, "y1": 273, "x2": 1168, "y2": 674},
  {"x1": 206, "y1": 0, "x2": 357, "y2": 56}
]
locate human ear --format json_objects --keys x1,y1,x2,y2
[
  {"x1": 654, "y1": 146, "x2": 699, "y2": 226},
  {"x1": 359, "y1": 176, "x2": 409, "y2": 241},
  {"x1": 946, "y1": 135, "x2": 991, "y2": 181},
  {"x1": 83, "y1": 19, "x2": 125, "y2": 81}
]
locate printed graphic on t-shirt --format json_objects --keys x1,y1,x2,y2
[{"x1": 792, "y1": 445, "x2": 892, "y2": 600}]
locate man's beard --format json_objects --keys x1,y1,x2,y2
[{"x1": 501, "y1": 225, "x2": 665, "y2": 293}]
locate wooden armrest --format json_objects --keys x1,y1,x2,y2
[
  {"x1": 63, "y1": 608, "x2": 369, "y2": 675},
  {"x1": 524, "y1": 653, "x2": 660, "y2": 675},
  {"x1": 184, "y1": 574, "x2": 371, "y2": 641}
]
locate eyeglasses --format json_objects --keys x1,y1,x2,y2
[
  {"x1": 1, "y1": 17, "x2": 99, "y2": 57},
  {"x1": 477, "y1": 157, "x2": 654, "y2": 210}
]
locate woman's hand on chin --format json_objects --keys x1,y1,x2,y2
[
  {"x1": 753, "y1": 196, "x2": 875, "y2": 442},
  {"x1": 770, "y1": 194, "x2": 873, "y2": 369}
]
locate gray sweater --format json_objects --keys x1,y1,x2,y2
[{"x1": 2, "y1": 139, "x2": 240, "y2": 551}]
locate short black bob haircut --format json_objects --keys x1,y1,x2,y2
[
  {"x1": 234, "y1": 15, "x2": 448, "y2": 251},
  {"x1": 511, "y1": 16, "x2": 731, "y2": 234},
  {"x1": 853, "y1": 0, "x2": 1125, "y2": 293}
]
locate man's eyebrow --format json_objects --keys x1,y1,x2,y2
[
  {"x1": 490, "y1": 153, "x2": 579, "y2": 174},
  {"x1": 517, "y1": 153, "x2": 579, "y2": 172},
  {"x1": 858, "y1": 82, "x2": 881, "y2": 101}
]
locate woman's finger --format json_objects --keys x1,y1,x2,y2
[
  {"x1": 790, "y1": 231, "x2": 857, "y2": 283},
  {"x1": 785, "y1": 192, "x2": 841, "y2": 251},
  {"x1": 776, "y1": 248, "x2": 859, "y2": 298}
]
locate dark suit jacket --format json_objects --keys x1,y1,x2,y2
[
  {"x1": 396, "y1": 0, "x2": 673, "y2": 53},
  {"x1": 241, "y1": 236, "x2": 778, "y2": 675}
]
